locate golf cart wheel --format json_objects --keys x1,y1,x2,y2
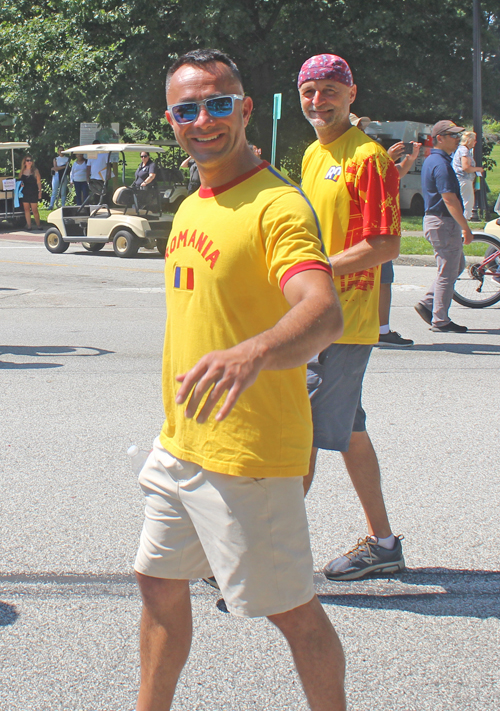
[
  {"x1": 44, "y1": 227, "x2": 70, "y2": 254},
  {"x1": 113, "y1": 229, "x2": 140, "y2": 258},
  {"x1": 82, "y1": 242, "x2": 106, "y2": 252},
  {"x1": 156, "y1": 239, "x2": 168, "y2": 257}
]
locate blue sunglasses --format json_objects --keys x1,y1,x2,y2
[{"x1": 168, "y1": 94, "x2": 244, "y2": 124}]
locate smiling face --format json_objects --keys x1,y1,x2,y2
[
  {"x1": 299, "y1": 78, "x2": 357, "y2": 143},
  {"x1": 165, "y1": 61, "x2": 253, "y2": 172}
]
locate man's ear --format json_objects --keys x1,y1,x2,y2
[
  {"x1": 165, "y1": 110, "x2": 174, "y2": 127},
  {"x1": 242, "y1": 96, "x2": 253, "y2": 128},
  {"x1": 349, "y1": 84, "x2": 357, "y2": 106}
]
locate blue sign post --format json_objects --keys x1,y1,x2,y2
[{"x1": 270, "y1": 93, "x2": 282, "y2": 167}]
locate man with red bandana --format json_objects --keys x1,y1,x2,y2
[{"x1": 298, "y1": 54, "x2": 406, "y2": 581}]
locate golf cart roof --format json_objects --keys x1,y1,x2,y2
[
  {"x1": 0, "y1": 142, "x2": 30, "y2": 150},
  {"x1": 149, "y1": 140, "x2": 181, "y2": 147},
  {"x1": 63, "y1": 144, "x2": 166, "y2": 155}
]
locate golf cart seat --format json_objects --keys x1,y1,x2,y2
[
  {"x1": 113, "y1": 186, "x2": 135, "y2": 208},
  {"x1": 113, "y1": 185, "x2": 160, "y2": 217}
]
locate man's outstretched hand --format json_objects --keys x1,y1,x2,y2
[{"x1": 175, "y1": 269, "x2": 342, "y2": 424}]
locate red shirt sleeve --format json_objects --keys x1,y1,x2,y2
[{"x1": 352, "y1": 153, "x2": 401, "y2": 238}]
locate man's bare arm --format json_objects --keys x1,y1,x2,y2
[
  {"x1": 441, "y1": 193, "x2": 474, "y2": 244},
  {"x1": 175, "y1": 269, "x2": 343, "y2": 423},
  {"x1": 329, "y1": 234, "x2": 400, "y2": 276}
]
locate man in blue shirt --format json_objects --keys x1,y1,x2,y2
[{"x1": 415, "y1": 120, "x2": 473, "y2": 333}]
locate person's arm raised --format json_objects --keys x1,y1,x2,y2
[{"x1": 175, "y1": 269, "x2": 342, "y2": 423}]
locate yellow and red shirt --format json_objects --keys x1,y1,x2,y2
[
  {"x1": 159, "y1": 162, "x2": 331, "y2": 478},
  {"x1": 301, "y1": 126, "x2": 400, "y2": 344}
]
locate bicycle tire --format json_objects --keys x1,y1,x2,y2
[{"x1": 453, "y1": 232, "x2": 500, "y2": 308}]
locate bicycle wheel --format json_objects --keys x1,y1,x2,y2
[{"x1": 453, "y1": 233, "x2": 500, "y2": 308}]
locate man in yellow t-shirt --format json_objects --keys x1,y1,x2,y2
[
  {"x1": 133, "y1": 49, "x2": 346, "y2": 711},
  {"x1": 298, "y1": 54, "x2": 405, "y2": 582}
]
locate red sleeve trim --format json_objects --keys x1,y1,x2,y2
[
  {"x1": 279, "y1": 260, "x2": 332, "y2": 291},
  {"x1": 199, "y1": 161, "x2": 269, "y2": 198}
]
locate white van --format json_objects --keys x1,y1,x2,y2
[{"x1": 365, "y1": 121, "x2": 433, "y2": 215}]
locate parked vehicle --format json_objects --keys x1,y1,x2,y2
[
  {"x1": 0, "y1": 142, "x2": 30, "y2": 227},
  {"x1": 365, "y1": 121, "x2": 433, "y2": 215},
  {"x1": 150, "y1": 140, "x2": 189, "y2": 213},
  {"x1": 44, "y1": 144, "x2": 174, "y2": 258}
]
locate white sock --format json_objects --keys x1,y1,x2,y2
[
  {"x1": 379, "y1": 324, "x2": 390, "y2": 335},
  {"x1": 370, "y1": 533, "x2": 395, "y2": 550}
]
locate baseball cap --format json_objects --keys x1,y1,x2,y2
[
  {"x1": 430, "y1": 120, "x2": 464, "y2": 138},
  {"x1": 298, "y1": 54, "x2": 353, "y2": 89}
]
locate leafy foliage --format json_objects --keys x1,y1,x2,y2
[{"x1": 2, "y1": 0, "x2": 500, "y2": 176}]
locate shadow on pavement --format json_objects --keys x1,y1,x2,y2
[
  {"x1": 0, "y1": 601, "x2": 19, "y2": 626},
  {"x1": 403, "y1": 342, "x2": 500, "y2": 355},
  {"x1": 72, "y1": 250, "x2": 164, "y2": 260},
  {"x1": 0, "y1": 344, "x2": 114, "y2": 370},
  {"x1": 316, "y1": 567, "x2": 500, "y2": 619}
]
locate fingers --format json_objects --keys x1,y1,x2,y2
[
  {"x1": 195, "y1": 379, "x2": 239, "y2": 423},
  {"x1": 175, "y1": 360, "x2": 214, "y2": 405},
  {"x1": 184, "y1": 373, "x2": 220, "y2": 419}
]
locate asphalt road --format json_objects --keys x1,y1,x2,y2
[{"x1": 1, "y1": 235, "x2": 499, "y2": 711}]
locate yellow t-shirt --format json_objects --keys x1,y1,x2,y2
[
  {"x1": 301, "y1": 126, "x2": 401, "y2": 344},
  {"x1": 159, "y1": 162, "x2": 331, "y2": 478}
]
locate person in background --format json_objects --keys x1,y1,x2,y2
[
  {"x1": 180, "y1": 155, "x2": 201, "y2": 194},
  {"x1": 18, "y1": 155, "x2": 42, "y2": 231},
  {"x1": 299, "y1": 55, "x2": 404, "y2": 581},
  {"x1": 70, "y1": 154, "x2": 89, "y2": 205},
  {"x1": 248, "y1": 142, "x2": 262, "y2": 157},
  {"x1": 49, "y1": 146, "x2": 69, "y2": 209},
  {"x1": 132, "y1": 151, "x2": 157, "y2": 189},
  {"x1": 452, "y1": 131, "x2": 484, "y2": 220},
  {"x1": 130, "y1": 150, "x2": 158, "y2": 209},
  {"x1": 415, "y1": 120, "x2": 473, "y2": 333},
  {"x1": 349, "y1": 115, "x2": 417, "y2": 348},
  {"x1": 86, "y1": 140, "x2": 114, "y2": 201}
]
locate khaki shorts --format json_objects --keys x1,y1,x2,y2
[{"x1": 134, "y1": 438, "x2": 315, "y2": 618}]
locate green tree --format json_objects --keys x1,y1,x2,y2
[{"x1": 2, "y1": 0, "x2": 500, "y2": 177}]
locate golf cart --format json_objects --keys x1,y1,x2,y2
[
  {"x1": 44, "y1": 144, "x2": 174, "y2": 258},
  {"x1": 151, "y1": 140, "x2": 189, "y2": 213},
  {"x1": 0, "y1": 142, "x2": 30, "y2": 228}
]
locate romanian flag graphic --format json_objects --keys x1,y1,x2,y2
[{"x1": 174, "y1": 266, "x2": 194, "y2": 290}]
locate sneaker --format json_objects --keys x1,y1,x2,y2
[
  {"x1": 202, "y1": 576, "x2": 220, "y2": 590},
  {"x1": 430, "y1": 321, "x2": 467, "y2": 333},
  {"x1": 377, "y1": 331, "x2": 414, "y2": 347},
  {"x1": 414, "y1": 303, "x2": 432, "y2": 325},
  {"x1": 323, "y1": 535, "x2": 405, "y2": 581}
]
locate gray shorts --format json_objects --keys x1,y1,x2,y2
[
  {"x1": 307, "y1": 343, "x2": 372, "y2": 452},
  {"x1": 380, "y1": 260, "x2": 394, "y2": 284}
]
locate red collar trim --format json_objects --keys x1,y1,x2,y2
[{"x1": 199, "y1": 161, "x2": 269, "y2": 198}]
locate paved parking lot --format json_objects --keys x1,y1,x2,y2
[{"x1": 1, "y1": 235, "x2": 499, "y2": 710}]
